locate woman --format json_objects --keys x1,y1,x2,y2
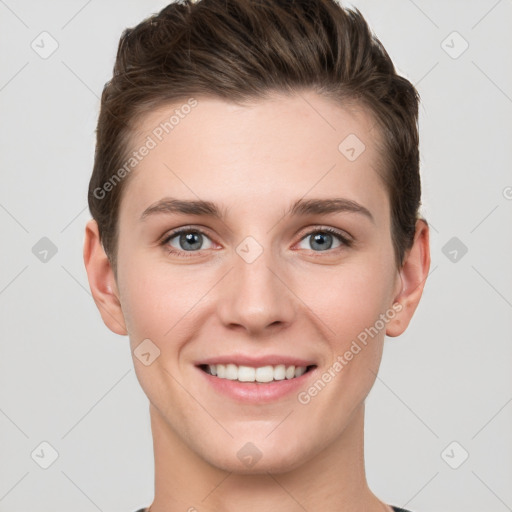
[{"x1": 83, "y1": 0, "x2": 430, "y2": 510}]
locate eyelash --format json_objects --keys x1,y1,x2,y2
[{"x1": 160, "y1": 226, "x2": 353, "y2": 258}]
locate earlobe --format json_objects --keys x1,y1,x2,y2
[
  {"x1": 83, "y1": 219, "x2": 128, "y2": 336},
  {"x1": 386, "y1": 219, "x2": 431, "y2": 338}
]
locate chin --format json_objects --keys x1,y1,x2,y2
[{"x1": 202, "y1": 441, "x2": 313, "y2": 475}]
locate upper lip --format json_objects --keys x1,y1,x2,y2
[{"x1": 195, "y1": 354, "x2": 317, "y2": 368}]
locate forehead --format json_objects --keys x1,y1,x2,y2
[{"x1": 121, "y1": 91, "x2": 389, "y2": 228}]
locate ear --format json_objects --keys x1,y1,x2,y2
[
  {"x1": 83, "y1": 219, "x2": 127, "y2": 336},
  {"x1": 386, "y1": 219, "x2": 430, "y2": 337}
]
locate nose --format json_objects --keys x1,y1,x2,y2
[{"x1": 216, "y1": 243, "x2": 296, "y2": 336}]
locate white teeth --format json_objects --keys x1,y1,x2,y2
[
  {"x1": 255, "y1": 366, "x2": 274, "y2": 383},
  {"x1": 225, "y1": 363, "x2": 238, "y2": 380},
  {"x1": 238, "y1": 366, "x2": 256, "y2": 382},
  {"x1": 216, "y1": 364, "x2": 226, "y2": 378},
  {"x1": 285, "y1": 365, "x2": 295, "y2": 379},
  {"x1": 273, "y1": 364, "x2": 286, "y2": 380},
  {"x1": 204, "y1": 363, "x2": 311, "y2": 382},
  {"x1": 294, "y1": 366, "x2": 307, "y2": 377}
]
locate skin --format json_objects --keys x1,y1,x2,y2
[{"x1": 84, "y1": 90, "x2": 430, "y2": 512}]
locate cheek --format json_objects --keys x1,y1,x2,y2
[
  {"x1": 117, "y1": 251, "x2": 177, "y2": 338},
  {"x1": 300, "y1": 265, "x2": 389, "y2": 409},
  {"x1": 118, "y1": 254, "x2": 214, "y2": 356},
  {"x1": 118, "y1": 264, "x2": 198, "y2": 403},
  {"x1": 296, "y1": 259, "x2": 390, "y2": 348}
]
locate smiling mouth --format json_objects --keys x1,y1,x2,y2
[{"x1": 198, "y1": 363, "x2": 317, "y2": 383}]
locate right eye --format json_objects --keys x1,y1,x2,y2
[{"x1": 161, "y1": 227, "x2": 215, "y2": 257}]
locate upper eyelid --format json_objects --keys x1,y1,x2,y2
[{"x1": 161, "y1": 226, "x2": 211, "y2": 243}]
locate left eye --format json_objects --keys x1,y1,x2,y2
[{"x1": 296, "y1": 229, "x2": 349, "y2": 252}]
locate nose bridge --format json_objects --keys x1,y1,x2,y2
[{"x1": 217, "y1": 235, "x2": 295, "y2": 333}]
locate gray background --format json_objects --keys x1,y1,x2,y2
[{"x1": 0, "y1": 1, "x2": 511, "y2": 511}]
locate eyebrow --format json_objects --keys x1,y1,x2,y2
[{"x1": 140, "y1": 197, "x2": 375, "y2": 224}]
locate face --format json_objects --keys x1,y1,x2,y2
[{"x1": 113, "y1": 90, "x2": 404, "y2": 473}]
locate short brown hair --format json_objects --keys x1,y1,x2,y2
[{"x1": 88, "y1": 0, "x2": 425, "y2": 274}]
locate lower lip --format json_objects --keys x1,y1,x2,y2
[{"x1": 196, "y1": 366, "x2": 317, "y2": 403}]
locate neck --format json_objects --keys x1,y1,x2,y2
[{"x1": 147, "y1": 402, "x2": 392, "y2": 512}]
